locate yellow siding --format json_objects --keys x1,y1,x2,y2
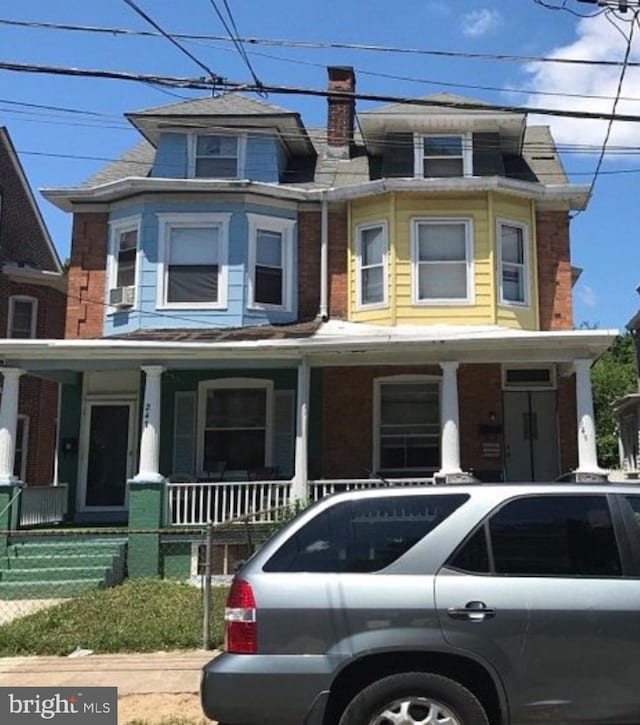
[{"x1": 348, "y1": 192, "x2": 541, "y2": 330}]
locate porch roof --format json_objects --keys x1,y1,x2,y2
[{"x1": 0, "y1": 322, "x2": 617, "y2": 373}]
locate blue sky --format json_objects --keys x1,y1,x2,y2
[{"x1": 1, "y1": 0, "x2": 637, "y2": 329}]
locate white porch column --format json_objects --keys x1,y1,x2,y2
[
  {"x1": 0, "y1": 368, "x2": 24, "y2": 484},
  {"x1": 437, "y1": 361, "x2": 462, "y2": 478},
  {"x1": 574, "y1": 358, "x2": 606, "y2": 475},
  {"x1": 133, "y1": 366, "x2": 165, "y2": 483},
  {"x1": 292, "y1": 358, "x2": 310, "y2": 502}
]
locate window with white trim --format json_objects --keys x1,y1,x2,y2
[
  {"x1": 412, "y1": 219, "x2": 472, "y2": 303},
  {"x1": 158, "y1": 214, "x2": 229, "y2": 308},
  {"x1": 7, "y1": 296, "x2": 37, "y2": 338},
  {"x1": 13, "y1": 415, "x2": 28, "y2": 482},
  {"x1": 375, "y1": 378, "x2": 440, "y2": 474},
  {"x1": 108, "y1": 217, "x2": 140, "y2": 306},
  {"x1": 198, "y1": 379, "x2": 272, "y2": 475},
  {"x1": 248, "y1": 215, "x2": 295, "y2": 310},
  {"x1": 193, "y1": 134, "x2": 240, "y2": 178},
  {"x1": 498, "y1": 221, "x2": 528, "y2": 305},
  {"x1": 356, "y1": 222, "x2": 388, "y2": 308},
  {"x1": 415, "y1": 134, "x2": 471, "y2": 178}
]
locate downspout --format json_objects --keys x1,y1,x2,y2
[{"x1": 320, "y1": 191, "x2": 329, "y2": 321}]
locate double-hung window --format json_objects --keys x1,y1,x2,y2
[
  {"x1": 108, "y1": 217, "x2": 140, "y2": 308},
  {"x1": 498, "y1": 221, "x2": 528, "y2": 306},
  {"x1": 158, "y1": 214, "x2": 229, "y2": 308},
  {"x1": 357, "y1": 222, "x2": 388, "y2": 308},
  {"x1": 415, "y1": 134, "x2": 471, "y2": 178},
  {"x1": 248, "y1": 215, "x2": 294, "y2": 310},
  {"x1": 412, "y1": 219, "x2": 472, "y2": 303},
  {"x1": 7, "y1": 296, "x2": 37, "y2": 338},
  {"x1": 192, "y1": 134, "x2": 240, "y2": 178}
]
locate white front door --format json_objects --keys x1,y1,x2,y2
[
  {"x1": 78, "y1": 399, "x2": 136, "y2": 510},
  {"x1": 504, "y1": 390, "x2": 559, "y2": 481}
]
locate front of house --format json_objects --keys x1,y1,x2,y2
[{"x1": 0, "y1": 67, "x2": 615, "y2": 532}]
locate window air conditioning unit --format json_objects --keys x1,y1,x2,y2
[{"x1": 109, "y1": 286, "x2": 135, "y2": 309}]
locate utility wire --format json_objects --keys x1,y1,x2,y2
[{"x1": 120, "y1": 0, "x2": 224, "y2": 83}]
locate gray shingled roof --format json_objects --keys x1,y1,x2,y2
[
  {"x1": 361, "y1": 93, "x2": 496, "y2": 116},
  {"x1": 128, "y1": 93, "x2": 294, "y2": 117},
  {"x1": 83, "y1": 140, "x2": 155, "y2": 188}
]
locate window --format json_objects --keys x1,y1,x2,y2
[
  {"x1": 247, "y1": 215, "x2": 295, "y2": 310},
  {"x1": 415, "y1": 134, "x2": 471, "y2": 178},
  {"x1": 376, "y1": 379, "x2": 440, "y2": 474},
  {"x1": 412, "y1": 219, "x2": 472, "y2": 303},
  {"x1": 192, "y1": 134, "x2": 241, "y2": 178},
  {"x1": 158, "y1": 214, "x2": 229, "y2": 309},
  {"x1": 356, "y1": 222, "x2": 388, "y2": 308},
  {"x1": 264, "y1": 494, "x2": 468, "y2": 573},
  {"x1": 198, "y1": 379, "x2": 272, "y2": 475},
  {"x1": 7, "y1": 296, "x2": 37, "y2": 338},
  {"x1": 498, "y1": 221, "x2": 528, "y2": 305},
  {"x1": 13, "y1": 415, "x2": 28, "y2": 482},
  {"x1": 108, "y1": 218, "x2": 139, "y2": 292},
  {"x1": 502, "y1": 366, "x2": 556, "y2": 390},
  {"x1": 450, "y1": 495, "x2": 621, "y2": 577}
]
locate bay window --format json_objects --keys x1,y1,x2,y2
[
  {"x1": 498, "y1": 221, "x2": 529, "y2": 306},
  {"x1": 356, "y1": 222, "x2": 388, "y2": 308}
]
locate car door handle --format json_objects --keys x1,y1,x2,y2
[{"x1": 447, "y1": 601, "x2": 496, "y2": 621}]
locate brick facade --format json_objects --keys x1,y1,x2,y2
[
  {"x1": 65, "y1": 212, "x2": 108, "y2": 339},
  {"x1": 536, "y1": 210, "x2": 574, "y2": 331},
  {"x1": 326, "y1": 67, "x2": 356, "y2": 152}
]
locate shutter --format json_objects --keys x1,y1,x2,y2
[
  {"x1": 273, "y1": 390, "x2": 295, "y2": 477},
  {"x1": 173, "y1": 391, "x2": 197, "y2": 475},
  {"x1": 472, "y1": 133, "x2": 505, "y2": 177},
  {"x1": 381, "y1": 133, "x2": 415, "y2": 178}
]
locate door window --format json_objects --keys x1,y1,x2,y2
[
  {"x1": 449, "y1": 495, "x2": 622, "y2": 577},
  {"x1": 86, "y1": 405, "x2": 130, "y2": 507}
]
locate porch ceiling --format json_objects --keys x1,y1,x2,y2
[{"x1": 0, "y1": 322, "x2": 617, "y2": 372}]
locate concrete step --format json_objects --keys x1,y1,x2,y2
[
  {"x1": 0, "y1": 579, "x2": 105, "y2": 600},
  {"x1": 7, "y1": 541, "x2": 127, "y2": 559},
  {"x1": 0, "y1": 553, "x2": 119, "y2": 570},
  {"x1": 0, "y1": 566, "x2": 111, "y2": 583}
]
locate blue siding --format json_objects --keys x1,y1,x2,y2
[
  {"x1": 151, "y1": 134, "x2": 188, "y2": 178},
  {"x1": 245, "y1": 135, "x2": 280, "y2": 182},
  {"x1": 104, "y1": 201, "x2": 299, "y2": 336}
]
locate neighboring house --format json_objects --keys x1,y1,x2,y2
[
  {"x1": 615, "y1": 310, "x2": 640, "y2": 474},
  {"x1": 0, "y1": 68, "x2": 615, "y2": 543},
  {"x1": 0, "y1": 127, "x2": 66, "y2": 492}
]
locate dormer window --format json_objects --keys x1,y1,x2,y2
[
  {"x1": 190, "y1": 134, "x2": 244, "y2": 178},
  {"x1": 414, "y1": 134, "x2": 472, "y2": 178}
]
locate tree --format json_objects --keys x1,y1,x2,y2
[{"x1": 591, "y1": 333, "x2": 637, "y2": 468}]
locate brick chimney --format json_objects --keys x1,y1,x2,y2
[{"x1": 326, "y1": 66, "x2": 356, "y2": 159}]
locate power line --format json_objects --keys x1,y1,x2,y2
[{"x1": 120, "y1": 0, "x2": 224, "y2": 83}]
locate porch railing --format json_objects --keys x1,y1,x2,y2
[
  {"x1": 307, "y1": 478, "x2": 435, "y2": 502},
  {"x1": 167, "y1": 480, "x2": 291, "y2": 527},
  {"x1": 19, "y1": 484, "x2": 69, "y2": 527}
]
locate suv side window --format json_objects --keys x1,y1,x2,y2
[
  {"x1": 449, "y1": 495, "x2": 621, "y2": 577},
  {"x1": 264, "y1": 494, "x2": 468, "y2": 573}
]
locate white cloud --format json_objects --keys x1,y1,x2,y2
[
  {"x1": 578, "y1": 284, "x2": 598, "y2": 308},
  {"x1": 462, "y1": 9, "x2": 501, "y2": 38},
  {"x1": 522, "y1": 15, "x2": 640, "y2": 153}
]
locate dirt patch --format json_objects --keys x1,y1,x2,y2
[{"x1": 119, "y1": 693, "x2": 214, "y2": 724}]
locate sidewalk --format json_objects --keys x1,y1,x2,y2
[{"x1": 0, "y1": 650, "x2": 217, "y2": 695}]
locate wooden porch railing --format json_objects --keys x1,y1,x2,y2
[
  {"x1": 19, "y1": 485, "x2": 69, "y2": 527},
  {"x1": 307, "y1": 478, "x2": 435, "y2": 502}
]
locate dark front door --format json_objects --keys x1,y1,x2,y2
[{"x1": 84, "y1": 403, "x2": 132, "y2": 508}]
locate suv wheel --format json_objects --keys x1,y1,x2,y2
[{"x1": 338, "y1": 672, "x2": 489, "y2": 725}]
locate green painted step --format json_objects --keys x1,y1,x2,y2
[
  {"x1": 0, "y1": 566, "x2": 110, "y2": 583},
  {"x1": 7, "y1": 542, "x2": 127, "y2": 558},
  {"x1": 0, "y1": 579, "x2": 105, "y2": 600},
  {"x1": 0, "y1": 553, "x2": 119, "y2": 570}
]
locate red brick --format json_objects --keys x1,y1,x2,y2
[{"x1": 536, "y1": 211, "x2": 573, "y2": 331}]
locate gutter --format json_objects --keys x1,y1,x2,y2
[{"x1": 320, "y1": 192, "x2": 329, "y2": 320}]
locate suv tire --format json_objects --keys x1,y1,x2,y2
[{"x1": 338, "y1": 672, "x2": 489, "y2": 725}]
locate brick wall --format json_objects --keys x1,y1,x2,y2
[
  {"x1": 558, "y1": 373, "x2": 578, "y2": 475},
  {"x1": 536, "y1": 211, "x2": 573, "y2": 331},
  {"x1": 326, "y1": 67, "x2": 356, "y2": 152},
  {"x1": 65, "y1": 212, "x2": 108, "y2": 339}
]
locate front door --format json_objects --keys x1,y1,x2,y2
[
  {"x1": 79, "y1": 400, "x2": 136, "y2": 510},
  {"x1": 504, "y1": 390, "x2": 558, "y2": 481}
]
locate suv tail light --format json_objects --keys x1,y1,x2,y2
[{"x1": 225, "y1": 579, "x2": 257, "y2": 654}]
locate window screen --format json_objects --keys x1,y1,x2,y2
[{"x1": 264, "y1": 494, "x2": 468, "y2": 573}]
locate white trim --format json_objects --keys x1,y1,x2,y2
[
  {"x1": 106, "y1": 216, "x2": 141, "y2": 315},
  {"x1": 373, "y1": 374, "x2": 441, "y2": 476},
  {"x1": 187, "y1": 132, "x2": 247, "y2": 179},
  {"x1": 497, "y1": 218, "x2": 530, "y2": 307},
  {"x1": 414, "y1": 132, "x2": 472, "y2": 179},
  {"x1": 156, "y1": 212, "x2": 230, "y2": 310},
  {"x1": 247, "y1": 214, "x2": 295, "y2": 312},
  {"x1": 14, "y1": 414, "x2": 29, "y2": 483},
  {"x1": 411, "y1": 217, "x2": 474, "y2": 305},
  {"x1": 196, "y1": 378, "x2": 274, "y2": 478},
  {"x1": 355, "y1": 220, "x2": 389, "y2": 311},
  {"x1": 502, "y1": 364, "x2": 557, "y2": 390},
  {"x1": 77, "y1": 395, "x2": 138, "y2": 512},
  {"x1": 7, "y1": 295, "x2": 38, "y2": 339}
]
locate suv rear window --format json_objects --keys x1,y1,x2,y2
[{"x1": 264, "y1": 494, "x2": 468, "y2": 573}]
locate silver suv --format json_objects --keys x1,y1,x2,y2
[{"x1": 201, "y1": 484, "x2": 640, "y2": 725}]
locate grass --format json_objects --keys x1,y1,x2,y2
[{"x1": 0, "y1": 579, "x2": 228, "y2": 656}]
